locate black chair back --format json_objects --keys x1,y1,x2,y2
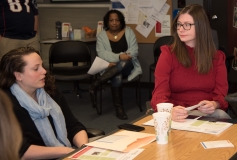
[
  {"x1": 49, "y1": 41, "x2": 92, "y2": 97},
  {"x1": 49, "y1": 41, "x2": 91, "y2": 64},
  {"x1": 153, "y1": 36, "x2": 174, "y2": 63},
  {"x1": 49, "y1": 41, "x2": 91, "y2": 76}
]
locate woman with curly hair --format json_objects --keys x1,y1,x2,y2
[
  {"x1": 0, "y1": 47, "x2": 88, "y2": 159},
  {"x1": 89, "y1": 10, "x2": 142, "y2": 120}
]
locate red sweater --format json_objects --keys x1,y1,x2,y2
[{"x1": 151, "y1": 45, "x2": 228, "y2": 111}]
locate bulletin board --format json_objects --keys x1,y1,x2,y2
[{"x1": 126, "y1": 0, "x2": 172, "y2": 43}]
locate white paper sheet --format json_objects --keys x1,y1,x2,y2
[
  {"x1": 118, "y1": 0, "x2": 130, "y2": 8},
  {"x1": 87, "y1": 57, "x2": 109, "y2": 75},
  {"x1": 143, "y1": 119, "x2": 233, "y2": 135},
  {"x1": 135, "y1": 17, "x2": 156, "y2": 38},
  {"x1": 149, "y1": 3, "x2": 170, "y2": 23},
  {"x1": 138, "y1": 0, "x2": 153, "y2": 7},
  {"x1": 155, "y1": 15, "x2": 171, "y2": 37},
  {"x1": 126, "y1": 4, "x2": 139, "y2": 24},
  {"x1": 153, "y1": 0, "x2": 167, "y2": 12},
  {"x1": 137, "y1": 11, "x2": 148, "y2": 25},
  {"x1": 70, "y1": 146, "x2": 144, "y2": 160},
  {"x1": 86, "y1": 130, "x2": 156, "y2": 152},
  {"x1": 138, "y1": 7, "x2": 152, "y2": 17},
  {"x1": 201, "y1": 140, "x2": 234, "y2": 149}
]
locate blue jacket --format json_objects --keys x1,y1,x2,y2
[{"x1": 96, "y1": 27, "x2": 142, "y2": 81}]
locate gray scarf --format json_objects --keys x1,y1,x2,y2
[{"x1": 10, "y1": 83, "x2": 71, "y2": 147}]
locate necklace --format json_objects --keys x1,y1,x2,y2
[{"x1": 110, "y1": 31, "x2": 119, "y2": 39}]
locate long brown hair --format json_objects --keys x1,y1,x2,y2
[
  {"x1": 0, "y1": 47, "x2": 56, "y2": 96},
  {"x1": 0, "y1": 90, "x2": 22, "y2": 160},
  {"x1": 172, "y1": 4, "x2": 216, "y2": 74}
]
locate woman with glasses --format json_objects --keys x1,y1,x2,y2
[{"x1": 151, "y1": 4, "x2": 230, "y2": 121}]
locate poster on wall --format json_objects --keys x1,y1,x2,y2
[{"x1": 234, "y1": 7, "x2": 237, "y2": 28}]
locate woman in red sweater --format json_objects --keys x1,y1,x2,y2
[{"x1": 151, "y1": 4, "x2": 230, "y2": 122}]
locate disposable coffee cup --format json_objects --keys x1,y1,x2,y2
[
  {"x1": 157, "y1": 103, "x2": 173, "y2": 132},
  {"x1": 152, "y1": 112, "x2": 171, "y2": 144},
  {"x1": 156, "y1": 103, "x2": 173, "y2": 113}
]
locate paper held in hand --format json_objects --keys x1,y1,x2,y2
[{"x1": 87, "y1": 56, "x2": 109, "y2": 75}]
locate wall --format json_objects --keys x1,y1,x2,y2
[
  {"x1": 38, "y1": 1, "x2": 154, "y2": 83},
  {"x1": 228, "y1": 0, "x2": 237, "y2": 55},
  {"x1": 38, "y1": 4, "x2": 110, "y2": 68},
  {"x1": 172, "y1": 0, "x2": 203, "y2": 12}
]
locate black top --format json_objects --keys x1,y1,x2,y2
[
  {"x1": 109, "y1": 33, "x2": 128, "y2": 53},
  {"x1": 0, "y1": 0, "x2": 38, "y2": 39},
  {"x1": 4, "y1": 88, "x2": 86, "y2": 158}
]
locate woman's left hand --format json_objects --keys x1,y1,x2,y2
[
  {"x1": 197, "y1": 100, "x2": 220, "y2": 114},
  {"x1": 108, "y1": 63, "x2": 116, "y2": 68},
  {"x1": 119, "y1": 53, "x2": 132, "y2": 61}
]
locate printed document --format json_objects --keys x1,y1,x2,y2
[
  {"x1": 86, "y1": 130, "x2": 156, "y2": 152},
  {"x1": 87, "y1": 56, "x2": 109, "y2": 75},
  {"x1": 68, "y1": 146, "x2": 144, "y2": 160},
  {"x1": 143, "y1": 119, "x2": 233, "y2": 135}
]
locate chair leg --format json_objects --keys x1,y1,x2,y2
[
  {"x1": 61, "y1": 82, "x2": 82, "y2": 98},
  {"x1": 136, "y1": 77, "x2": 142, "y2": 112},
  {"x1": 149, "y1": 70, "x2": 152, "y2": 99},
  {"x1": 93, "y1": 84, "x2": 102, "y2": 115},
  {"x1": 75, "y1": 82, "x2": 82, "y2": 99}
]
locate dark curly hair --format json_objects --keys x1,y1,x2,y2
[
  {"x1": 0, "y1": 47, "x2": 57, "y2": 96},
  {"x1": 103, "y1": 10, "x2": 126, "y2": 31}
]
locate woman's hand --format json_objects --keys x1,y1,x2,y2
[
  {"x1": 108, "y1": 63, "x2": 116, "y2": 68},
  {"x1": 172, "y1": 106, "x2": 188, "y2": 122},
  {"x1": 119, "y1": 53, "x2": 132, "y2": 61},
  {"x1": 197, "y1": 100, "x2": 219, "y2": 114}
]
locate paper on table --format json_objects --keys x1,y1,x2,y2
[
  {"x1": 69, "y1": 146, "x2": 144, "y2": 160},
  {"x1": 143, "y1": 119, "x2": 154, "y2": 126},
  {"x1": 201, "y1": 140, "x2": 234, "y2": 149},
  {"x1": 143, "y1": 119, "x2": 233, "y2": 135},
  {"x1": 86, "y1": 130, "x2": 156, "y2": 152},
  {"x1": 87, "y1": 56, "x2": 109, "y2": 75}
]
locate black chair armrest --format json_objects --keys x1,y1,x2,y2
[
  {"x1": 225, "y1": 92, "x2": 237, "y2": 102},
  {"x1": 225, "y1": 93, "x2": 237, "y2": 119},
  {"x1": 86, "y1": 128, "x2": 105, "y2": 138}
]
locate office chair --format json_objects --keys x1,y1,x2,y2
[
  {"x1": 218, "y1": 46, "x2": 237, "y2": 93},
  {"x1": 149, "y1": 36, "x2": 174, "y2": 98},
  {"x1": 93, "y1": 74, "x2": 143, "y2": 115},
  {"x1": 49, "y1": 41, "x2": 92, "y2": 98},
  {"x1": 225, "y1": 93, "x2": 237, "y2": 119}
]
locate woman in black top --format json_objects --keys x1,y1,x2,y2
[
  {"x1": 0, "y1": 47, "x2": 88, "y2": 159},
  {"x1": 89, "y1": 10, "x2": 142, "y2": 120}
]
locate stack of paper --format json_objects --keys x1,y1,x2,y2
[
  {"x1": 171, "y1": 119, "x2": 233, "y2": 135},
  {"x1": 86, "y1": 130, "x2": 156, "y2": 152},
  {"x1": 69, "y1": 146, "x2": 144, "y2": 160},
  {"x1": 143, "y1": 119, "x2": 233, "y2": 135}
]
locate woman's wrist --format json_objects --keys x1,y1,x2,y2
[{"x1": 212, "y1": 101, "x2": 220, "y2": 109}]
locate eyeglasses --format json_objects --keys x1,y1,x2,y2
[{"x1": 175, "y1": 23, "x2": 195, "y2": 30}]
